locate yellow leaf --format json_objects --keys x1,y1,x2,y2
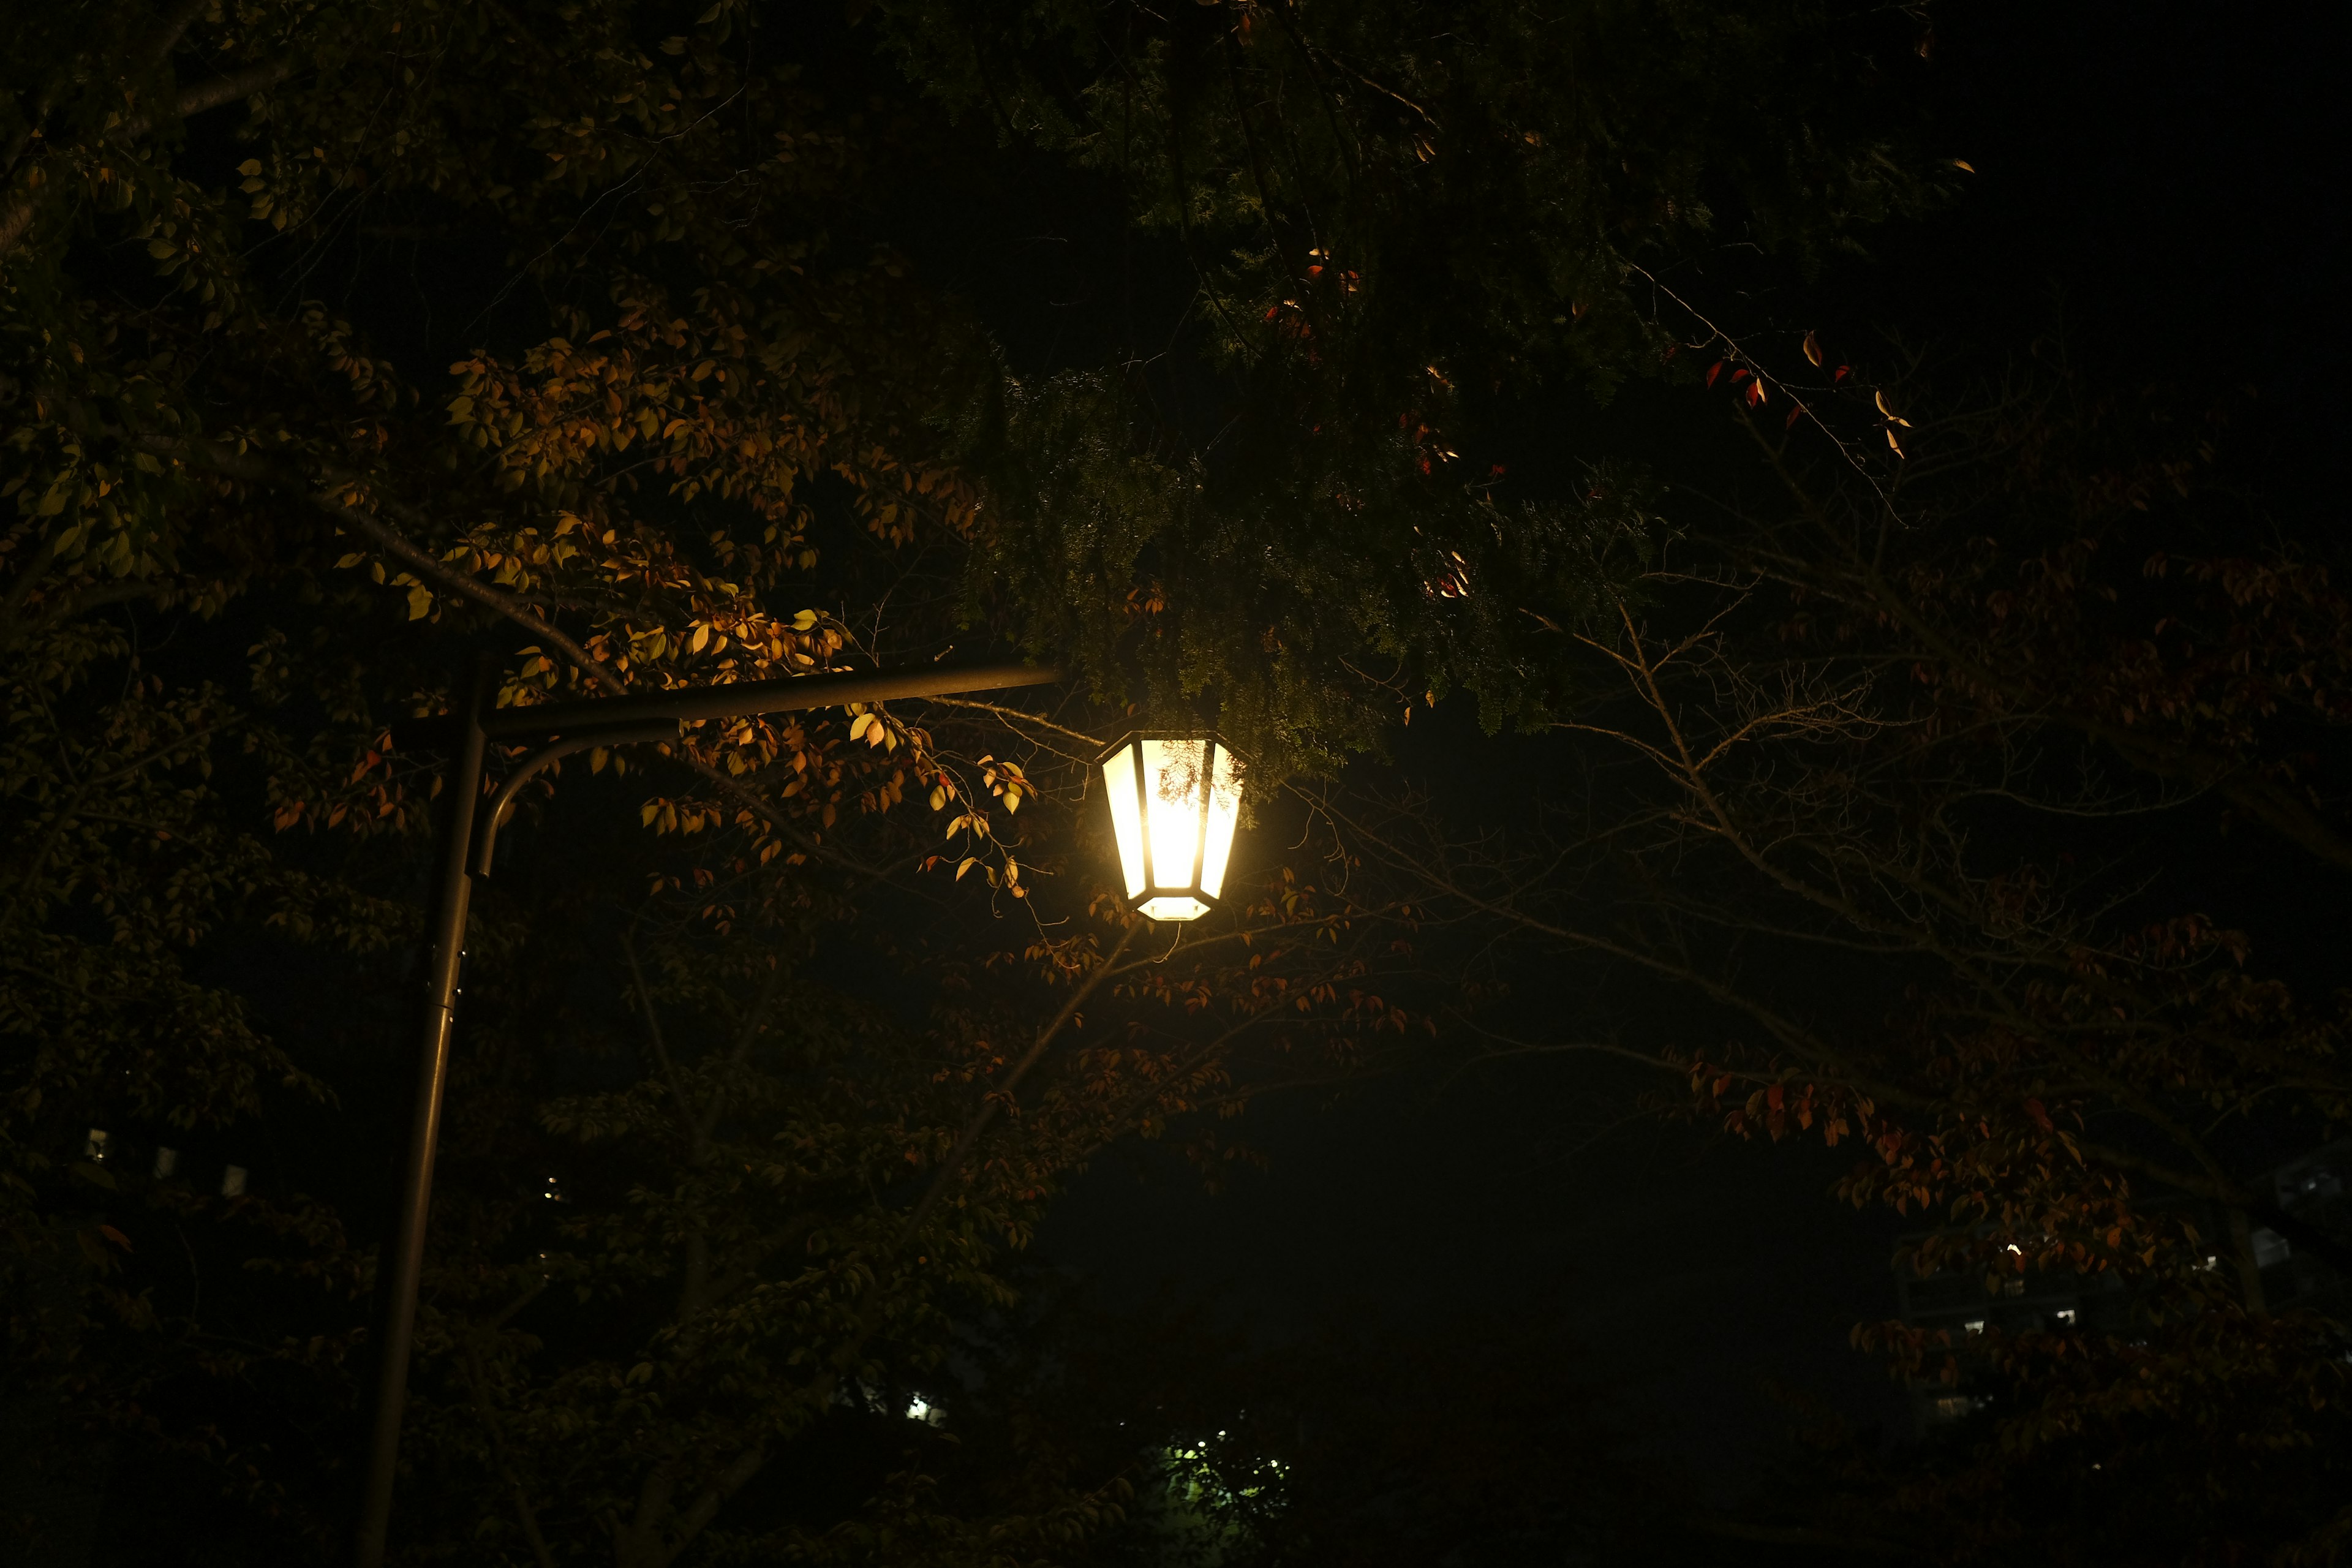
[
  {"x1": 405, "y1": 585, "x2": 434, "y2": 620},
  {"x1": 1952, "y1": 159, "x2": 1975, "y2": 173},
  {"x1": 956, "y1": 857, "x2": 977, "y2": 880}
]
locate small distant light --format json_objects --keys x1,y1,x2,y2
[
  {"x1": 85, "y1": 1128, "x2": 110, "y2": 1163},
  {"x1": 221, "y1": 1164, "x2": 247, "y2": 1197},
  {"x1": 1963, "y1": 1318, "x2": 1986, "y2": 1335},
  {"x1": 2054, "y1": 1308, "x2": 2077, "y2": 1325}
]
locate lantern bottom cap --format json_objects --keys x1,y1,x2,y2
[{"x1": 1137, "y1": 895, "x2": 1211, "y2": 922}]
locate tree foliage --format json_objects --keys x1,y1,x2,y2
[
  {"x1": 0, "y1": 2, "x2": 1439, "y2": 1561},
  {"x1": 1335, "y1": 349, "x2": 2352, "y2": 1561},
  {"x1": 886, "y1": 0, "x2": 1953, "y2": 767}
]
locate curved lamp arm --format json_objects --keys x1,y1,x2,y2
[{"x1": 473, "y1": 722, "x2": 682, "y2": 878}]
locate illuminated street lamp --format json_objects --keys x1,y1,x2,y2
[
  {"x1": 1099, "y1": 733, "x2": 1245, "y2": 921},
  {"x1": 356, "y1": 660, "x2": 1063, "y2": 1568},
  {"x1": 360, "y1": 666, "x2": 1258, "y2": 1568}
]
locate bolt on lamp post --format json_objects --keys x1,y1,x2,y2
[
  {"x1": 1096, "y1": 733, "x2": 1246, "y2": 921},
  {"x1": 353, "y1": 659, "x2": 1063, "y2": 1568}
]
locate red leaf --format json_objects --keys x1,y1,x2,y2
[
  {"x1": 100, "y1": 1224, "x2": 132, "y2": 1253},
  {"x1": 1706, "y1": 360, "x2": 1725, "y2": 388},
  {"x1": 1730, "y1": 368, "x2": 1752, "y2": 384},
  {"x1": 1785, "y1": 406, "x2": 1803, "y2": 429}
]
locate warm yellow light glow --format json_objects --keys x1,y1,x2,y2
[
  {"x1": 1141, "y1": 738, "x2": 1206, "y2": 894},
  {"x1": 1198, "y1": 745, "x2": 1242, "y2": 899},
  {"x1": 1103, "y1": 742, "x2": 1147, "y2": 899},
  {"x1": 1098, "y1": 733, "x2": 1246, "y2": 921},
  {"x1": 1139, "y1": 894, "x2": 1212, "y2": 921}
]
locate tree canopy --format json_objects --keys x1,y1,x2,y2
[{"x1": 11, "y1": 2, "x2": 2341, "y2": 1566}]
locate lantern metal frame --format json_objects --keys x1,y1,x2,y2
[{"x1": 1096, "y1": 730, "x2": 1246, "y2": 922}]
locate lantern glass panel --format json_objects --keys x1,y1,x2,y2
[
  {"x1": 1139, "y1": 894, "x2": 1211, "y2": 921},
  {"x1": 1140, "y1": 737, "x2": 1208, "y2": 892},
  {"x1": 1102, "y1": 742, "x2": 1148, "y2": 899},
  {"x1": 1198, "y1": 744, "x2": 1243, "y2": 899}
]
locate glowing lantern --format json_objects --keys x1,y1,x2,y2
[{"x1": 1098, "y1": 733, "x2": 1246, "y2": 921}]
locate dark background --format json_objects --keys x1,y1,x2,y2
[
  {"x1": 13, "y1": 0, "x2": 2342, "y2": 1553},
  {"x1": 1012, "y1": 0, "x2": 2348, "y2": 1501}
]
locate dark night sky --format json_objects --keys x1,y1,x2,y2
[
  {"x1": 9, "y1": 1, "x2": 2344, "y2": 1558},
  {"x1": 1014, "y1": 0, "x2": 2349, "y2": 1499}
]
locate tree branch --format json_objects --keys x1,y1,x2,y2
[
  {"x1": 139, "y1": 434, "x2": 628, "y2": 693},
  {"x1": 458, "y1": 1339, "x2": 559, "y2": 1568},
  {"x1": 902, "y1": 921, "x2": 1141, "y2": 1238},
  {"x1": 0, "y1": 57, "x2": 298, "y2": 263}
]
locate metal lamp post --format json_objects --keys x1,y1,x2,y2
[{"x1": 352, "y1": 660, "x2": 1061, "y2": 1568}]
